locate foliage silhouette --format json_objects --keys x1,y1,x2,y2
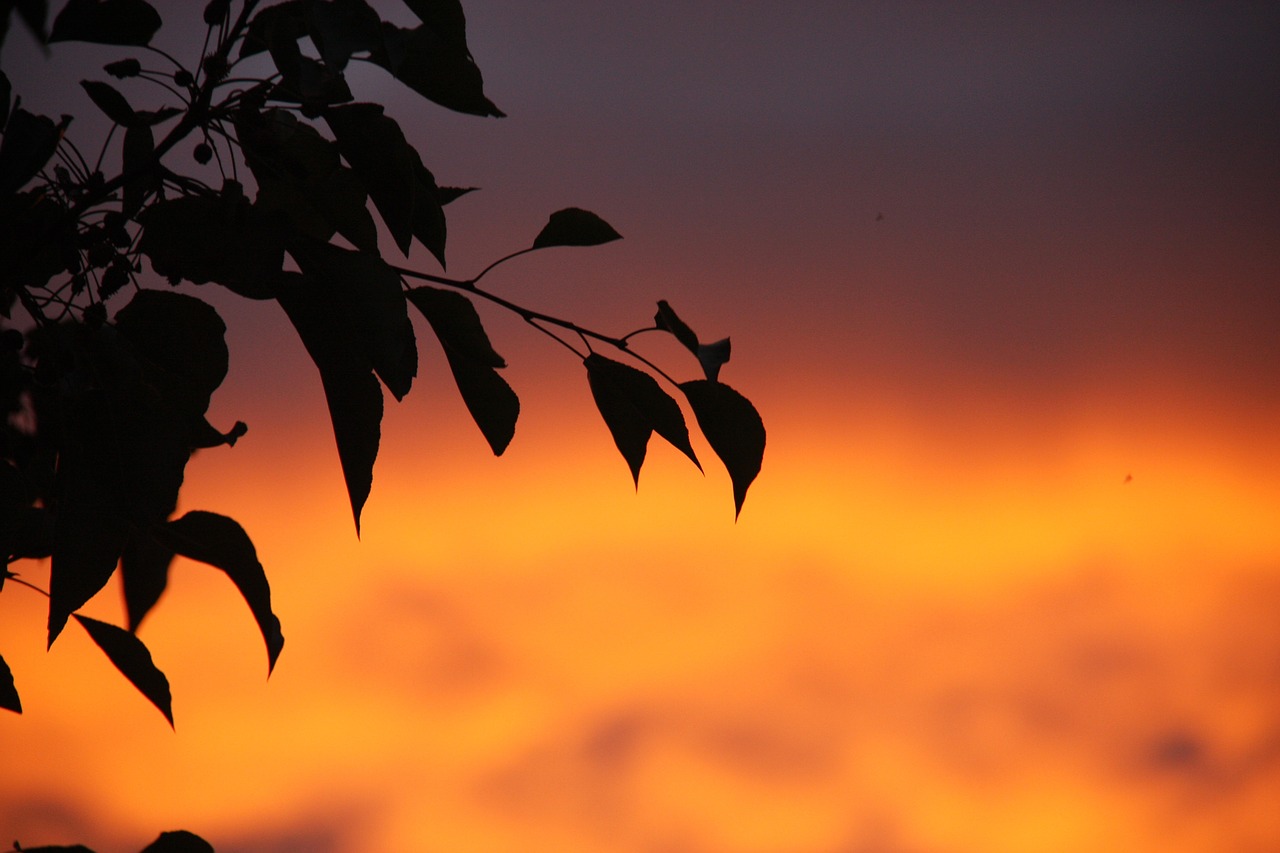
[{"x1": 0, "y1": 3, "x2": 766, "y2": 843}]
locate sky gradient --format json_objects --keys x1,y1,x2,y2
[{"x1": 2, "y1": 2, "x2": 1279, "y2": 851}]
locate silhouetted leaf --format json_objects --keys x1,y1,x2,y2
[
  {"x1": 654, "y1": 300, "x2": 699, "y2": 354},
  {"x1": 2, "y1": 0, "x2": 49, "y2": 49},
  {"x1": 680, "y1": 380, "x2": 765, "y2": 518},
  {"x1": 121, "y1": 532, "x2": 173, "y2": 632},
  {"x1": 104, "y1": 58, "x2": 142, "y2": 78},
  {"x1": 1, "y1": 652, "x2": 20, "y2": 713},
  {"x1": 372, "y1": 22, "x2": 504, "y2": 117},
  {"x1": 585, "y1": 354, "x2": 699, "y2": 485},
  {"x1": 140, "y1": 830, "x2": 215, "y2": 853},
  {"x1": 48, "y1": 486, "x2": 130, "y2": 646},
  {"x1": 0, "y1": 108, "x2": 62, "y2": 194},
  {"x1": 275, "y1": 271, "x2": 382, "y2": 533},
  {"x1": 401, "y1": 0, "x2": 467, "y2": 48},
  {"x1": 114, "y1": 289, "x2": 230, "y2": 417},
  {"x1": 532, "y1": 208, "x2": 622, "y2": 250},
  {"x1": 308, "y1": 0, "x2": 382, "y2": 70},
  {"x1": 49, "y1": 0, "x2": 161, "y2": 46},
  {"x1": 162, "y1": 511, "x2": 284, "y2": 673},
  {"x1": 438, "y1": 185, "x2": 476, "y2": 205},
  {"x1": 655, "y1": 301, "x2": 731, "y2": 380},
  {"x1": 73, "y1": 614, "x2": 173, "y2": 726},
  {"x1": 79, "y1": 79, "x2": 135, "y2": 125},
  {"x1": 325, "y1": 103, "x2": 440, "y2": 258},
  {"x1": 236, "y1": 108, "x2": 377, "y2": 252},
  {"x1": 406, "y1": 285, "x2": 503, "y2": 367},
  {"x1": 238, "y1": 0, "x2": 305, "y2": 59},
  {"x1": 407, "y1": 286, "x2": 518, "y2": 454},
  {"x1": 121, "y1": 121, "x2": 157, "y2": 215},
  {"x1": 289, "y1": 238, "x2": 417, "y2": 400},
  {"x1": 138, "y1": 190, "x2": 285, "y2": 298}
]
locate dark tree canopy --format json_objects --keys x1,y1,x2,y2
[{"x1": 0, "y1": 5, "x2": 765, "y2": 846}]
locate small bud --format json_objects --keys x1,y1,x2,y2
[
  {"x1": 105, "y1": 59, "x2": 142, "y2": 79},
  {"x1": 174, "y1": 70, "x2": 194, "y2": 88},
  {"x1": 194, "y1": 142, "x2": 213, "y2": 164}
]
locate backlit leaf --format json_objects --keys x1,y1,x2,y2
[
  {"x1": 121, "y1": 532, "x2": 173, "y2": 632},
  {"x1": 1, "y1": 653, "x2": 20, "y2": 713},
  {"x1": 73, "y1": 614, "x2": 173, "y2": 726},
  {"x1": 121, "y1": 121, "x2": 157, "y2": 216},
  {"x1": 275, "y1": 271, "x2": 383, "y2": 533},
  {"x1": 585, "y1": 354, "x2": 699, "y2": 485},
  {"x1": 114, "y1": 290, "x2": 230, "y2": 417},
  {"x1": 239, "y1": 1, "x2": 306, "y2": 59},
  {"x1": 696, "y1": 336, "x2": 731, "y2": 382},
  {"x1": 324, "y1": 103, "x2": 417, "y2": 256},
  {"x1": 680, "y1": 380, "x2": 765, "y2": 518},
  {"x1": 49, "y1": 0, "x2": 161, "y2": 46},
  {"x1": 79, "y1": 79, "x2": 135, "y2": 125},
  {"x1": 163, "y1": 511, "x2": 284, "y2": 673},
  {"x1": 0, "y1": 108, "x2": 62, "y2": 194},
  {"x1": 372, "y1": 22, "x2": 504, "y2": 117},
  {"x1": 48, "y1": 486, "x2": 130, "y2": 646},
  {"x1": 308, "y1": 0, "x2": 382, "y2": 71},
  {"x1": 654, "y1": 300, "x2": 699, "y2": 354},
  {"x1": 140, "y1": 831, "x2": 215, "y2": 853},
  {"x1": 407, "y1": 286, "x2": 517, "y2": 454},
  {"x1": 289, "y1": 238, "x2": 417, "y2": 400},
  {"x1": 532, "y1": 207, "x2": 622, "y2": 250}
]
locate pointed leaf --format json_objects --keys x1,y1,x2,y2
[
  {"x1": 289, "y1": 238, "x2": 417, "y2": 400},
  {"x1": 275, "y1": 271, "x2": 382, "y2": 533},
  {"x1": 585, "y1": 360, "x2": 649, "y2": 485},
  {"x1": 407, "y1": 287, "x2": 517, "y2": 454},
  {"x1": 585, "y1": 354, "x2": 700, "y2": 482},
  {"x1": 372, "y1": 23, "x2": 504, "y2": 117},
  {"x1": 680, "y1": 380, "x2": 765, "y2": 518},
  {"x1": 48, "y1": 489, "x2": 130, "y2": 646},
  {"x1": 49, "y1": 0, "x2": 161, "y2": 46},
  {"x1": 654, "y1": 300, "x2": 699, "y2": 354},
  {"x1": 79, "y1": 79, "x2": 136, "y2": 126},
  {"x1": 162, "y1": 511, "x2": 284, "y2": 673},
  {"x1": 121, "y1": 121, "x2": 157, "y2": 217},
  {"x1": 140, "y1": 831, "x2": 215, "y2": 853},
  {"x1": 532, "y1": 207, "x2": 622, "y2": 250},
  {"x1": 307, "y1": 0, "x2": 382, "y2": 70},
  {"x1": 324, "y1": 103, "x2": 417, "y2": 255},
  {"x1": 406, "y1": 286, "x2": 503, "y2": 367},
  {"x1": 1, "y1": 653, "x2": 20, "y2": 713},
  {"x1": 438, "y1": 185, "x2": 476, "y2": 205},
  {"x1": 121, "y1": 532, "x2": 173, "y2": 632},
  {"x1": 73, "y1": 614, "x2": 172, "y2": 725}
]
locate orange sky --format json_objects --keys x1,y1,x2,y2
[{"x1": 3, "y1": 2, "x2": 1279, "y2": 852}]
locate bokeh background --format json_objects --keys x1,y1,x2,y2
[{"x1": 3, "y1": 2, "x2": 1279, "y2": 851}]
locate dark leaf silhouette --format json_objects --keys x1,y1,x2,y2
[
  {"x1": 104, "y1": 58, "x2": 142, "y2": 79},
  {"x1": 654, "y1": 300, "x2": 699, "y2": 353},
  {"x1": 275, "y1": 271, "x2": 383, "y2": 533},
  {"x1": 238, "y1": 0, "x2": 305, "y2": 60},
  {"x1": 585, "y1": 353, "x2": 699, "y2": 485},
  {"x1": 407, "y1": 286, "x2": 518, "y2": 455},
  {"x1": 140, "y1": 830, "x2": 215, "y2": 853},
  {"x1": 114, "y1": 290, "x2": 230, "y2": 418},
  {"x1": 0, "y1": 108, "x2": 63, "y2": 194},
  {"x1": 289, "y1": 238, "x2": 417, "y2": 401},
  {"x1": 324, "y1": 102, "x2": 447, "y2": 262},
  {"x1": 680, "y1": 379, "x2": 765, "y2": 518},
  {"x1": 48, "y1": 488, "x2": 131, "y2": 646},
  {"x1": 121, "y1": 121, "x2": 157, "y2": 217},
  {"x1": 121, "y1": 532, "x2": 173, "y2": 632},
  {"x1": 532, "y1": 207, "x2": 622, "y2": 250},
  {"x1": 73, "y1": 614, "x2": 173, "y2": 726},
  {"x1": 655, "y1": 300, "x2": 731, "y2": 381},
  {"x1": 1, "y1": 652, "x2": 19, "y2": 713},
  {"x1": 79, "y1": 79, "x2": 135, "y2": 126},
  {"x1": 1, "y1": 0, "x2": 49, "y2": 49},
  {"x1": 138, "y1": 188, "x2": 285, "y2": 298},
  {"x1": 49, "y1": 0, "x2": 161, "y2": 46},
  {"x1": 236, "y1": 107, "x2": 377, "y2": 252},
  {"x1": 308, "y1": 0, "x2": 382, "y2": 71},
  {"x1": 372, "y1": 22, "x2": 504, "y2": 117},
  {"x1": 161, "y1": 511, "x2": 284, "y2": 673}
]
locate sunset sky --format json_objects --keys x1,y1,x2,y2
[{"x1": 2, "y1": 2, "x2": 1279, "y2": 851}]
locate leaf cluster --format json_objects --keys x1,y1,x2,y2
[{"x1": 0, "y1": 0, "x2": 765, "y2": 731}]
